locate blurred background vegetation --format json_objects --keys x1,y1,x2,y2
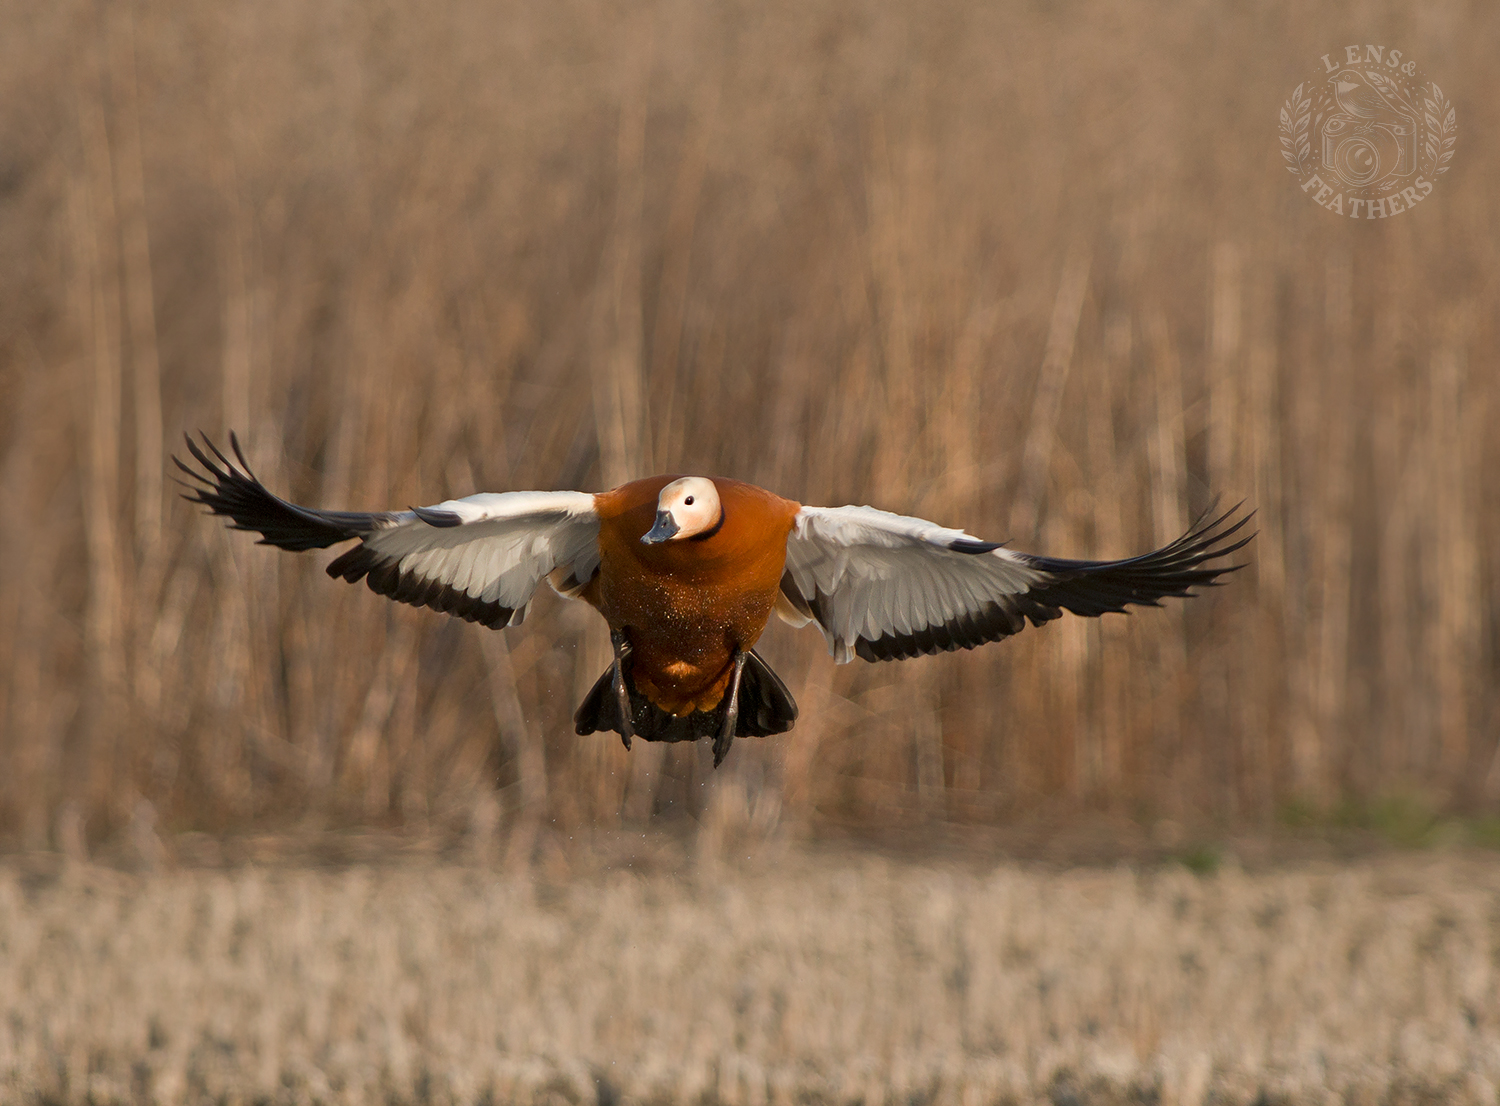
[{"x1": 0, "y1": 0, "x2": 1496, "y2": 855}]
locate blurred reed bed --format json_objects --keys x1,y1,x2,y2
[{"x1": 0, "y1": 0, "x2": 1496, "y2": 848}]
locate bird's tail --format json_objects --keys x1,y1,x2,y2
[{"x1": 574, "y1": 648, "x2": 798, "y2": 744}]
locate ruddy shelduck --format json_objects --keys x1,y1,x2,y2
[{"x1": 179, "y1": 434, "x2": 1252, "y2": 766}]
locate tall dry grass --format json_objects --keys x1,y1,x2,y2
[{"x1": 0, "y1": 0, "x2": 1497, "y2": 847}]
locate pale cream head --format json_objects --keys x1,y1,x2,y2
[{"x1": 641, "y1": 477, "x2": 722, "y2": 543}]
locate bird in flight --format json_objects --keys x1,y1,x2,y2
[{"x1": 178, "y1": 434, "x2": 1251, "y2": 767}]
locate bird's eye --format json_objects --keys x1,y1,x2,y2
[{"x1": 684, "y1": 496, "x2": 694, "y2": 505}]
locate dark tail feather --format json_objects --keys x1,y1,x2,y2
[
  {"x1": 574, "y1": 648, "x2": 798, "y2": 743},
  {"x1": 573, "y1": 661, "x2": 633, "y2": 736},
  {"x1": 738, "y1": 650, "x2": 798, "y2": 735}
]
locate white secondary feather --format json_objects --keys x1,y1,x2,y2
[
  {"x1": 784, "y1": 504, "x2": 1051, "y2": 663},
  {"x1": 361, "y1": 490, "x2": 600, "y2": 610}
]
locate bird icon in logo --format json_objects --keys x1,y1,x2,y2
[
  {"x1": 1322, "y1": 68, "x2": 1419, "y2": 189},
  {"x1": 1332, "y1": 68, "x2": 1415, "y2": 121}
]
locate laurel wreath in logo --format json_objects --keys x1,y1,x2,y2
[
  {"x1": 1422, "y1": 82, "x2": 1457, "y2": 176},
  {"x1": 1279, "y1": 82, "x2": 1312, "y2": 176}
]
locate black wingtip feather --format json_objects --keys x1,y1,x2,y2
[
  {"x1": 1018, "y1": 502, "x2": 1257, "y2": 619},
  {"x1": 175, "y1": 431, "x2": 382, "y2": 552}
]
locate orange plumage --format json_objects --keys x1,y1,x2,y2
[{"x1": 585, "y1": 476, "x2": 800, "y2": 716}]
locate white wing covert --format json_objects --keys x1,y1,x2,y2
[
  {"x1": 178, "y1": 434, "x2": 600, "y2": 629},
  {"x1": 782, "y1": 502, "x2": 1252, "y2": 663}
]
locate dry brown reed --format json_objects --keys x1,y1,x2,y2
[
  {"x1": 0, "y1": 0, "x2": 1497, "y2": 847},
  {"x1": 3, "y1": 849, "x2": 1499, "y2": 1105}
]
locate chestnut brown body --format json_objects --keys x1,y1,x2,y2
[{"x1": 583, "y1": 476, "x2": 801, "y2": 716}]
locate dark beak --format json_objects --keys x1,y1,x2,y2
[{"x1": 641, "y1": 510, "x2": 679, "y2": 544}]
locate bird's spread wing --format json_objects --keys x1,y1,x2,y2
[
  {"x1": 781, "y1": 501, "x2": 1252, "y2": 663},
  {"x1": 176, "y1": 434, "x2": 600, "y2": 629}
]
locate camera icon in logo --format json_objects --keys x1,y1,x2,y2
[{"x1": 1320, "y1": 69, "x2": 1418, "y2": 190}]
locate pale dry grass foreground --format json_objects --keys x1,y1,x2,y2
[{"x1": 2, "y1": 848, "x2": 1499, "y2": 1106}]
